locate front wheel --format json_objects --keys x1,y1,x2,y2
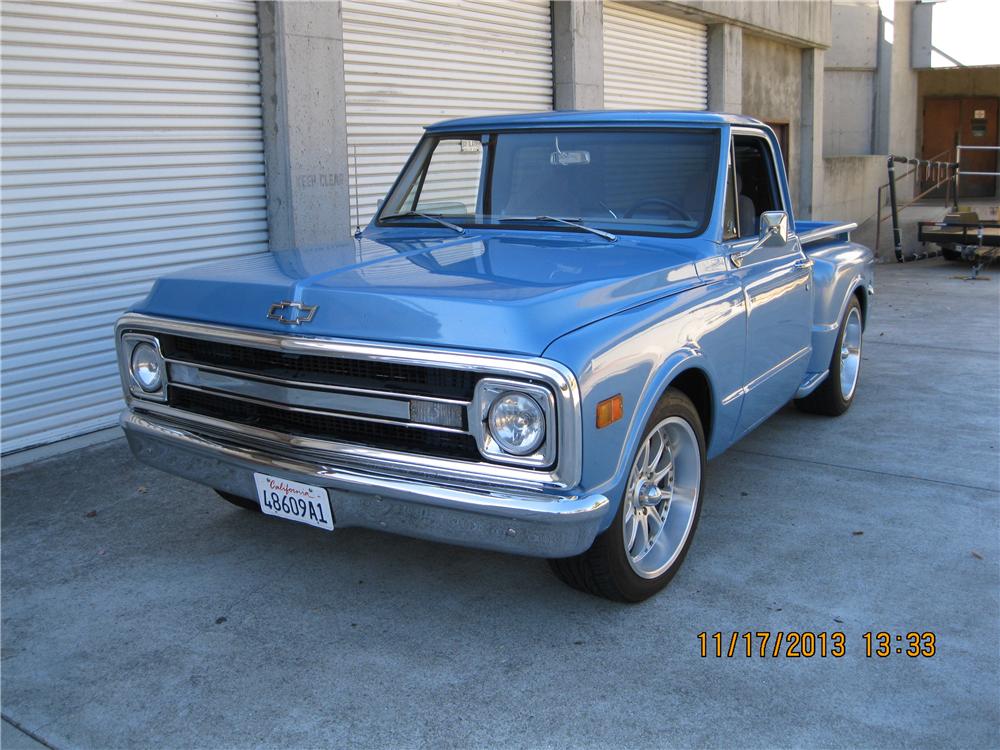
[
  {"x1": 548, "y1": 389, "x2": 706, "y2": 602},
  {"x1": 795, "y1": 295, "x2": 863, "y2": 416}
]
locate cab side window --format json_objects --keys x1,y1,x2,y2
[{"x1": 732, "y1": 135, "x2": 782, "y2": 239}]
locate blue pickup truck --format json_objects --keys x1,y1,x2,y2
[{"x1": 117, "y1": 111, "x2": 874, "y2": 602}]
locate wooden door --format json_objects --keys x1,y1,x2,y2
[
  {"x1": 922, "y1": 97, "x2": 999, "y2": 199},
  {"x1": 958, "y1": 98, "x2": 998, "y2": 198},
  {"x1": 922, "y1": 98, "x2": 961, "y2": 199}
]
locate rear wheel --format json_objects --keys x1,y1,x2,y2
[
  {"x1": 215, "y1": 489, "x2": 261, "y2": 512},
  {"x1": 548, "y1": 389, "x2": 705, "y2": 602},
  {"x1": 795, "y1": 296, "x2": 863, "y2": 416}
]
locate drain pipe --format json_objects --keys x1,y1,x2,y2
[{"x1": 888, "y1": 156, "x2": 906, "y2": 262}]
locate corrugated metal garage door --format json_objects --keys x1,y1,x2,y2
[
  {"x1": 603, "y1": 2, "x2": 708, "y2": 110},
  {"x1": 342, "y1": 0, "x2": 552, "y2": 227},
  {"x1": 1, "y1": 1, "x2": 268, "y2": 454}
]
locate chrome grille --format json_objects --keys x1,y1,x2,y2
[
  {"x1": 161, "y1": 334, "x2": 477, "y2": 399},
  {"x1": 154, "y1": 334, "x2": 481, "y2": 462},
  {"x1": 116, "y1": 314, "x2": 583, "y2": 491},
  {"x1": 169, "y1": 386, "x2": 481, "y2": 460}
]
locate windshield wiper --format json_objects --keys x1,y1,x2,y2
[
  {"x1": 498, "y1": 215, "x2": 617, "y2": 242},
  {"x1": 381, "y1": 211, "x2": 464, "y2": 234}
]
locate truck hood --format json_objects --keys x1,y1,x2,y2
[{"x1": 134, "y1": 230, "x2": 713, "y2": 356}]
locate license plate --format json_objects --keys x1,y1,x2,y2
[{"x1": 253, "y1": 473, "x2": 334, "y2": 531}]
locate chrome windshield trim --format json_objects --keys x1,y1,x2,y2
[{"x1": 117, "y1": 313, "x2": 583, "y2": 490}]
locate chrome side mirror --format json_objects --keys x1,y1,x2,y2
[{"x1": 731, "y1": 211, "x2": 789, "y2": 267}]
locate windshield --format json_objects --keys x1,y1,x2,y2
[{"x1": 378, "y1": 129, "x2": 720, "y2": 237}]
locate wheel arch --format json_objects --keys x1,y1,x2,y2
[
  {"x1": 852, "y1": 283, "x2": 869, "y2": 327},
  {"x1": 663, "y1": 366, "x2": 714, "y2": 449}
]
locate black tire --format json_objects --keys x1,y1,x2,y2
[
  {"x1": 548, "y1": 389, "x2": 706, "y2": 602},
  {"x1": 215, "y1": 489, "x2": 261, "y2": 512},
  {"x1": 795, "y1": 295, "x2": 863, "y2": 416}
]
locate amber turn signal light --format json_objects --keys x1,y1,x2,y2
[{"x1": 596, "y1": 394, "x2": 624, "y2": 428}]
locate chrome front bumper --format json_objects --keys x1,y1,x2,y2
[{"x1": 121, "y1": 410, "x2": 609, "y2": 558}]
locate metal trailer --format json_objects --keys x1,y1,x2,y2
[{"x1": 917, "y1": 215, "x2": 1000, "y2": 261}]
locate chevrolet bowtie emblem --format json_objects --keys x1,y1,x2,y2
[{"x1": 267, "y1": 301, "x2": 318, "y2": 325}]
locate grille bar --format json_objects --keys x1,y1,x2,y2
[
  {"x1": 160, "y1": 334, "x2": 478, "y2": 400},
  {"x1": 170, "y1": 386, "x2": 482, "y2": 461}
]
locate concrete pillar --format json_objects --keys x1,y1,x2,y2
[
  {"x1": 551, "y1": 0, "x2": 604, "y2": 110},
  {"x1": 799, "y1": 47, "x2": 825, "y2": 219},
  {"x1": 258, "y1": 1, "x2": 352, "y2": 249},
  {"x1": 873, "y1": 9, "x2": 892, "y2": 155},
  {"x1": 707, "y1": 24, "x2": 743, "y2": 113}
]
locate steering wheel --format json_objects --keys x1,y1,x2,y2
[{"x1": 623, "y1": 197, "x2": 693, "y2": 222}]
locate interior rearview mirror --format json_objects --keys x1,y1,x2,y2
[{"x1": 550, "y1": 150, "x2": 590, "y2": 166}]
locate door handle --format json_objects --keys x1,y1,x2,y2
[{"x1": 793, "y1": 257, "x2": 814, "y2": 271}]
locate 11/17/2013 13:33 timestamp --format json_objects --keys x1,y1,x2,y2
[{"x1": 698, "y1": 631, "x2": 937, "y2": 658}]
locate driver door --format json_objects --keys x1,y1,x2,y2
[{"x1": 727, "y1": 133, "x2": 813, "y2": 432}]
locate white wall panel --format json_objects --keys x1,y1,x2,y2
[
  {"x1": 603, "y1": 2, "x2": 708, "y2": 111},
  {"x1": 1, "y1": 0, "x2": 268, "y2": 453}
]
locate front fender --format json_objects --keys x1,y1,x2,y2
[{"x1": 543, "y1": 278, "x2": 746, "y2": 531}]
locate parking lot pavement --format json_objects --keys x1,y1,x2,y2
[{"x1": 2, "y1": 259, "x2": 998, "y2": 749}]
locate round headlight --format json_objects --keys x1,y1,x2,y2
[
  {"x1": 130, "y1": 342, "x2": 163, "y2": 393},
  {"x1": 487, "y1": 391, "x2": 545, "y2": 456}
]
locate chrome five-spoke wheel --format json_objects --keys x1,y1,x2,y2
[
  {"x1": 547, "y1": 389, "x2": 706, "y2": 602},
  {"x1": 622, "y1": 416, "x2": 701, "y2": 579},
  {"x1": 839, "y1": 305, "x2": 862, "y2": 401},
  {"x1": 795, "y1": 295, "x2": 864, "y2": 417}
]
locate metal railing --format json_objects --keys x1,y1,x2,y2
[
  {"x1": 954, "y1": 144, "x2": 1000, "y2": 209},
  {"x1": 875, "y1": 151, "x2": 958, "y2": 262},
  {"x1": 876, "y1": 144, "x2": 1000, "y2": 262}
]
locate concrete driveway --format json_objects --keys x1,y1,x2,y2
[{"x1": 2, "y1": 259, "x2": 998, "y2": 749}]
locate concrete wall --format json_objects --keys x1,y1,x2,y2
[
  {"x1": 870, "y1": 1, "x2": 918, "y2": 167},
  {"x1": 888, "y1": 0, "x2": 918, "y2": 165},
  {"x1": 657, "y1": 0, "x2": 831, "y2": 48},
  {"x1": 826, "y1": 1, "x2": 878, "y2": 69},
  {"x1": 816, "y1": 155, "x2": 924, "y2": 261},
  {"x1": 707, "y1": 23, "x2": 743, "y2": 113},
  {"x1": 918, "y1": 67, "x2": 1000, "y2": 98},
  {"x1": 258, "y1": 1, "x2": 351, "y2": 249},
  {"x1": 552, "y1": 0, "x2": 604, "y2": 110},
  {"x1": 824, "y1": 1, "x2": 878, "y2": 156},
  {"x1": 742, "y1": 34, "x2": 803, "y2": 213},
  {"x1": 818, "y1": 0, "x2": 922, "y2": 241},
  {"x1": 816, "y1": 155, "x2": 885, "y2": 224},
  {"x1": 825, "y1": 71, "x2": 876, "y2": 155}
]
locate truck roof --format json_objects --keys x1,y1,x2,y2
[{"x1": 425, "y1": 110, "x2": 767, "y2": 133}]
